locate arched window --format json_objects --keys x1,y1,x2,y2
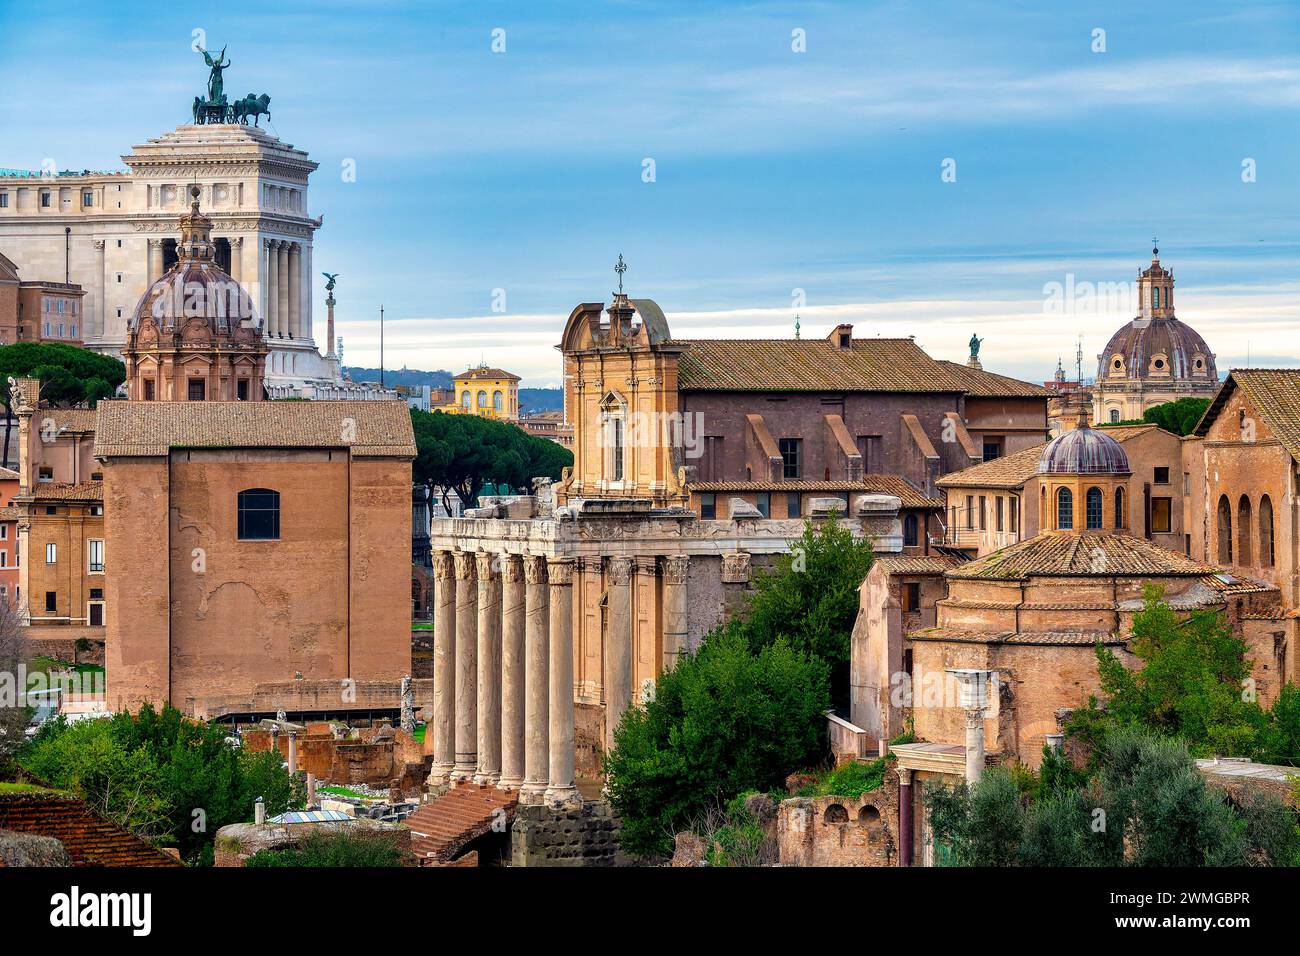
[
  {"x1": 237, "y1": 488, "x2": 280, "y2": 540},
  {"x1": 1260, "y1": 495, "x2": 1275, "y2": 567},
  {"x1": 600, "y1": 394, "x2": 627, "y2": 482},
  {"x1": 1114, "y1": 486, "x2": 1126, "y2": 529},
  {"x1": 1040, "y1": 486, "x2": 1047, "y2": 526},
  {"x1": 493, "y1": 390, "x2": 503, "y2": 413},
  {"x1": 476, "y1": 389, "x2": 488, "y2": 409},
  {"x1": 1109, "y1": 408, "x2": 1120, "y2": 423},
  {"x1": 1085, "y1": 487, "x2": 1103, "y2": 529},
  {"x1": 903, "y1": 513, "x2": 918, "y2": 547},
  {"x1": 1237, "y1": 495, "x2": 1254, "y2": 566},
  {"x1": 1217, "y1": 495, "x2": 1233, "y2": 564},
  {"x1": 1056, "y1": 487, "x2": 1073, "y2": 530},
  {"x1": 461, "y1": 391, "x2": 471, "y2": 409}
]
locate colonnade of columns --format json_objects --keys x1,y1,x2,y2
[
  {"x1": 262, "y1": 238, "x2": 308, "y2": 339},
  {"x1": 428, "y1": 548, "x2": 692, "y2": 806},
  {"x1": 429, "y1": 550, "x2": 579, "y2": 808}
]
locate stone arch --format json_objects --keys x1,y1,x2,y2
[
  {"x1": 1217, "y1": 495, "x2": 1233, "y2": 564},
  {"x1": 823, "y1": 804, "x2": 848, "y2": 824},
  {"x1": 1237, "y1": 495, "x2": 1253, "y2": 566},
  {"x1": 858, "y1": 804, "x2": 881, "y2": 824},
  {"x1": 1260, "y1": 495, "x2": 1275, "y2": 568}
]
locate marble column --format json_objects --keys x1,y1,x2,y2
[
  {"x1": 450, "y1": 551, "x2": 478, "y2": 782},
  {"x1": 498, "y1": 555, "x2": 526, "y2": 790},
  {"x1": 427, "y1": 551, "x2": 456, "y2": 788},
  {"x1": 662, "y1": 555, "x2": 689, "y2": 671},
  {"x1": 276, "y1": 241, "x2": 290, "y2": 338},
  {"x1": 521, "y1": 555, "x2": 550, "y2": 804},
  {"x1": 286, "y1": 731, "x2": 298, "y2": 775},
  {"x1": 266, "y1": 239, "x2": 280, "y2": 338},
  {"x1": 604, "y1": 556, "x2": 635, "y2": 750},
  {"x1": 288, "y1": 242, "x2": 302, "y2": 339},
  {"x1": 147, "y1": 238, "x2": 163, "y2": 285},
  {"x1": 230, "y1": 235, "x2": 243, "y2": 284},
  {"x1": 473, "y1": 552, "x2": 502, "y2": 786},
  {"x1": 92, "y1": 240, "x2": 105, "y2": 340},
  {"x1": 544, "y1": 558, "x2": 579, "y2": 808},
  {"x1": 897, "y1": 767, "x2": 913, "y2": 867}
]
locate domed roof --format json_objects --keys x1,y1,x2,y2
[
  {"x1": 129, "y1": 186, "x2": 262, "y2": 342},
  {"x1": 1038, "y1": 421, "x2": 1131, "y2": 475},
  {"x1": 1099, "y1": 315, "x2": 1215, "y2": 381}
]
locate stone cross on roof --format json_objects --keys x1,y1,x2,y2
[{"x1": 614, "y1": 253, "x2": 627, "y2": 294}]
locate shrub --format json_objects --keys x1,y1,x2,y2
[{"x1": 245, "y1": 830, "x2": 409, "y2": 867}]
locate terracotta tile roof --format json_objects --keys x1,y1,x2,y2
[
  {"x1": 692, "y1": 474, "x2": 941, "y2": 509},
  {"x1": 28, "y1": 480, "x2": 103, "y2": 502},
  {"x1": 936, "y1": 443, "x2": 1046, "y2": 489},
  {"x1": 910, "y1": 627, "x2": 1127, "y2": 646},
  {"x1": 1195, "y1": 369, "x2": 1300, "y2": 463},
  {"x1": 947, "y1": 531, "x2": 1215, "y2": 580},
  {"x1": 456, "y1": 367, "x2": 521, "y2": 382},
  {"x1": 874, "y1": 554, "x2": 966, "y2": 575},
  {"x1": 936, "y1": 361, "x2": 1054, "y2": 398},
  {"x1": 0, "y1": 506, "x2": 18, "y2": 520},
  {"x1": 93, "y1": 400, "x2": 416, "y2": 459},
  {"x1": 0, "y1": 467, "x2": 19, "y2": 480},
  {"x1": 675, "y1": 337, "x2": 964, "y2": 393},
  {"x1": 1095, "y1": 423, "x2": 1160, "y2": 439},
  {"x1": 44, "y1": 409, "x2": 97, "y2": 433},
  {"x1": 0, "y1": 789, "x2": 182, "y2": 867}
]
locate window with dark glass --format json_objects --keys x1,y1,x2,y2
[
  {"x1": 778, "y1": 438, "x2": 801, "y2": 479},
  {"x1": 44, "y1": 591, "x2": 56, "y2": 612},
  {"x1": 238, "y1": 488, "x2": 280, "y2": 540},
  {"x1": 1056, "y1": 487, "x2": 1073, "y2": 530},
  {"x1": 237, "y1": 379, "x2": 249, "y2": 401},
  {"x1": 903, "y1": 513, "x2": 918, "y2": 547},
  {"x1": 755, "y1": 493, "x2": 771, "y2": 518},
  {"x1": 143, "y1": 379, "x2": 155, "y2": 401},
  {"x1": 1153, "y1": 467, "x2": 1169, "y2": 485},
  {"x1": 1010, "y1": 497, "x2": 1019, "y2": 533},
  {"x1": 1086, "y1": 487, "x2": 1103, "y2": 529},
  {"x1": 1114, "y1": 487, "x2": 1126, "y2": 528},
  {"x1": 982, "y1": 438, "x2": 1004, "y2": 461},
  {"x1": 902, "y1": 582, "x2": 921, "y2": 613},
  {"x1": 188, "y1": 379, "x2": 205, "y2": 401},
  {"x1": 786, "y1": 493, "x2": 801, "y2": 519},
  {"x1": 700, "y1": 493, "x2": 716, "y2": 519}
]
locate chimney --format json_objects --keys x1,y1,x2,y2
[{"x1": 829, "y1": 324, "x2": 853, "y2": 350}]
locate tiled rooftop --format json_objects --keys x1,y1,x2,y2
[
  {"x1": 691, "y1": 474, "x2": 942, "y2": 509},
  {"x1": 936, "y1": 443, "x2": 1045, "y2": 489},
  {"x1": 94, "y1": 400, "x2": 417, "y2": 458},
  {"x1": 947, "y1": 530, "x2": 1215, "y2": 580},
  {"x1": 875, "y1": 554, "x2": 967, "y2": 575},
  {"x1": 1196, "y1": 369, "x2": 1300, "y2": 463},
  {"x1": 0, "y1": 788, "x2": 182, "y2": 867}
]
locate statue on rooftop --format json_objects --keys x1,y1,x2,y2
[
  {"x1": 969, "y1": 333, "x2": 984, "y2": 359},
  {"x1": 202, "y1": 46, "x2": 231, "y2": 104}
]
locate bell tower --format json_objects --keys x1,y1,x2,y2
[{"x1": 1136, "y1": 239, "x2": 1175, "y2": 321}]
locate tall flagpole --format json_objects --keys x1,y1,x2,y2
[{"x1": 380, "y1": 304, "x2": 385, "y2": 388}]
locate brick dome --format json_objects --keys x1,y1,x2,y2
[{"x1": 1038, "y1": 424, "x2": 1130, "y2": 475}]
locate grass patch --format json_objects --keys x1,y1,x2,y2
[
  {"x1": 797, "y1": 757, "x2": 887, "y2": 798},
  {"x1": 411, "y1": 723, "x2": 426, "y2": 744},
  {"x1": 27, "y1": 656, "x2": 103, "y2": 675},
  {"x1": 318, "y1": 785, "x2": 369, "y2": 799},
  {"x1": 411, "y1": 622, "x2": 433, "y2": 631},
  {"x1": 0, "y1": 782, "x2": 57, "y2": 795}
]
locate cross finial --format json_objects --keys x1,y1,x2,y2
[
  {"x1": 614, "y1": 253, "x2": 627, "y2": 294},
  {"x1": 794, "y1": 314, "x2": 801, "y2": 339},
  {"x1": 1152, "y1": 236, "x2": 1159, "y2": 257}
]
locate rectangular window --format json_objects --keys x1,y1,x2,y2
[
  {"x1": 45, "y1": 543, "x2": 56, "y2": 564},
  {"x1": 82, "y1": 190, "x2": 93, "y2": 206},
  {"x1": 1183, "y1": 473, "x2": 1190, "y2": 495},
  {"x1": 699, "y1": 493, "x2": 716, "y2": 520},
  {"x1": 237, "y1": 379, "x2": 249, "y2": 401},
  {"x1": 755, "y1": 492, "x2": 771, "y2": 518},
  {"x1": 1154, "y1": 467, "x2": 1170, "y2": 485},
  {"x1": 44, "y1": 591, "x2": 56, "y2": 613},
  {"x1": 237, "y1": 489, "x2": 280, "y2": 540},
  {"x1": 38, "y1": 467, "x2": 53, "y2": 482},
  {"x1": 778, "y1": 438, "x2": 801, "y2": 479},
  {"x1": 0, "y1": 552, "x2": 6, "y2": 569},
  {"x1": 188, "y1": 379, "x2": 206, "y2": 401},
  {"x1": 0, "y1": 193, "x2": 8, "y2": 208},
  {"x1": 995, "y1": 496, "x2": 1004, "y2": 532},
  {"x1": 902, "y1": 582, "x2": 921, "y2": 613},
  {"x1": 88, "y1": 539, "x2": 104, "y2": 573},
  {"x1": 786, "y1": 492, "x2": 801, "y2": 519},
  {"x1": 965, "y1": 495, "x2": 974, "y2": 529},
  {"x1": 1151, "y1": 497, "x2": 1172, "y2": 533},
  {"x1": 978, "y1": 495, "x2": 987, "y2": 530},
  {"x1": 982, "y1": 438, "x2": 1004, "y2": 461},
  {"x1": 143, "y1": 379, "x2": 155, "y2": 401},
  {"x1": 1010, "y1": 497, "x2": 1019, "y2": 534},
  {"x1": 88, "y1": 602, "x2": 104, "y2": 627},
  {"x1": 40, "y1": 192, "x2": 51, "y2": 208},
  {"x1": 0, "y1": 525, "x2": 6, "y2": 540}
]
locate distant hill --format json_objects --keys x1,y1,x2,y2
[{"x1": 343, "y1": 366, "x2": 563, "y2": 413}]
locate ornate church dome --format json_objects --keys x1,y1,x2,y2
[
  {"x1": 124, "y1": 185, "x2": 267, "y2": 401},
  {"x1": 1039, "y1": 416, "x2": 1131, "y2": 475},
  {"x1": 1096, "y1": 246, "x2": 1217, "y2": 384}
]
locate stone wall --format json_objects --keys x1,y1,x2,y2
[
  {"x1": 510, "y1": 801, "x2": 629, "y2": 867},
  {"x1": 776, "y1": 773, "x2": 899, "y2": 867},
  {"x1": 213, "y1": 818, "x2": 411, "y2": 867}
]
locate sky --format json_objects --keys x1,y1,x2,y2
[{"x1": 1, "y1": 0, "x2": 1298, "y2": 387}]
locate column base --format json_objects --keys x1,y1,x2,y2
[
  {"x1": 543, "y1": 786, "x2": 583, "y2": 811},
  {"x1": 472, "y1": 771, "x2": 502, "y2": 786},
  {"x1": 425, "y1": 762, "x2": 456, "y2": 794},
  {"x1": 450, "y1": 762, "x2": 476, "y2": 784},
  {"x1": 497, "y1": 775, "x2": 524, "y2": 791},
  {"x1": 518, "y1": 782, "x2": 548, "y2": 805}
]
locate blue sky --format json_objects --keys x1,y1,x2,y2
[{"x1": 2, "y1": 0, "x2": 1298, "y2": 385}]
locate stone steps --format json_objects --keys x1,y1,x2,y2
[{"x1": 405, "y1": 784, "x2": 518, "y2": 865}]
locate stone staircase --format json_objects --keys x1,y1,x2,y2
[{"x1": 405, "y1": 784, "x2": 519, "y2": 865}]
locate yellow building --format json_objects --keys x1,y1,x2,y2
[{"x1": 446, "y1": 365, "x2": 521, "y2": 420}]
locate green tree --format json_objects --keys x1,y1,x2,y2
[
  {"x1": 1142, "y1": 397, "x2": 1212, "y2": 436},
  {"x1": 410, "y1": 409, "x2": 571, "y2": 509},
  {"x1": 603, "y1": 631, "x2": 830, "y2": 858},
  {"x1": 727, "y1": 516, "x2": 874, "y2": 711},
  {"x1": 0, "y1": 343, "x2": 126, "y2": 464}
]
